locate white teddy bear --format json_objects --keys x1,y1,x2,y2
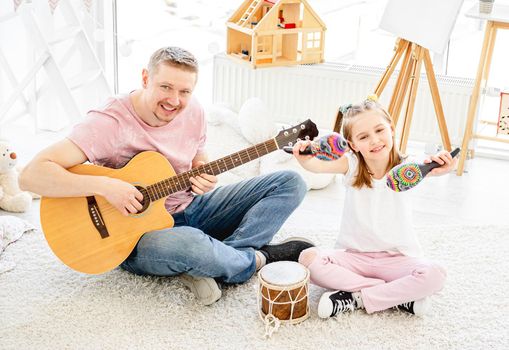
[{"x1": 0, "y1": 143, "x2": 32, "y2": 213}]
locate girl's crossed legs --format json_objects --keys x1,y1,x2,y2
[{"x1": 299, "y1": 248, "x2": 446, "y2": 314}]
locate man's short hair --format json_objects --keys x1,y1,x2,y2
[{"x1": 147, "y1": 47, "x2": 199, "y2": 75}]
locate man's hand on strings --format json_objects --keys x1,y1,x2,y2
[{"x1": 189, "y1": 161, "x2": 218, "y2": 195}]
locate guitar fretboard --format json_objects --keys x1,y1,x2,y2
[{"x1": 142, "y1": 138, "x2": 279, "y2": 201}]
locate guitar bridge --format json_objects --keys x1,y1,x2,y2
[{"x1": 87, "y1": 196, "x2": 109, "y2": 238}]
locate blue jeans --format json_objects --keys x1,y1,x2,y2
[{"x1": 120, "y1": 170, "x2": 306, "y2": 284}]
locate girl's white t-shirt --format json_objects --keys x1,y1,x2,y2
[{"x1": 335, "y1": 152, "x2": 422, "y2": 257}]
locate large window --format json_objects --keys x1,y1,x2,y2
[{"x1": 112, "y1": 0, "x2": 239, "y2": 105}]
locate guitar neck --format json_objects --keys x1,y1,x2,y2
[{"x1": 146, "y1": 139, "x2": 279, "y2": 201}]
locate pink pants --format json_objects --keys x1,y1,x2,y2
[{"x1": 298, "y1": 248, "x2": 446, "y2": 314}]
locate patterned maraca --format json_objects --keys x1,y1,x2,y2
[
  {"x1": 283, "y1": 132, "x2": 349, "y2": 161},
  {"x1": 386, "y1": 148, "x2": 460, "y2": 192}
]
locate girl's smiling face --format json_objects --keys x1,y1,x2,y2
[{"x1": 348, "y1": 110, "x2": 394, "y2": 163}]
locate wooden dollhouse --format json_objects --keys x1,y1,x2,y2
[{"x1": 226, "y1": 0, "x2": 326, "y2": 68}]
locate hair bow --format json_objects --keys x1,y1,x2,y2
[
  {"x1": 338, "y1": 104, "x2": 352, "y2": 115},
  {"x1": 366, "y1": 94, "x2": 378, "y2": 102}
]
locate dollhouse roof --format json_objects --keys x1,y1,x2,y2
[{"x1": 227, "y1": 0, "x2": 326, "y2": 33}]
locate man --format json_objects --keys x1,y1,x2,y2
[{"x1": 20, "y1": 47, "x2": 313, "y2": 305}]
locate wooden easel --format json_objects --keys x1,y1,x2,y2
[
  {"x1": 456, "y1": 6, "x2": 509, "y2": 175},
  {"x1": 336, "y1": 38, "x2": 452, "y2": 153}
]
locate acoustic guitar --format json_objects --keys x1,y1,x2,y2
[{"x1": 40, "y1": 119, "x2": 318, "y2": 274}]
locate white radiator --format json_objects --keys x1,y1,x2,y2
[{"x1": 212, "y1": 53, "x2": 474, "y2": 146}]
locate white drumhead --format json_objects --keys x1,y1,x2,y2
[{"x1": 259, "y1": 261, "x2": 307, "y2": 286}]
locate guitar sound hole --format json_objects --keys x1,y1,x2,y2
[{"x1": 135, "y1": 186, "x2": 150, "y2": 214}]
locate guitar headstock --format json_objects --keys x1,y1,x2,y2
[{"x1": 274, "y1": 119, "x2": 319, "y2": 149}]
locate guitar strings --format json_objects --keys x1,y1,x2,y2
[
  {"x1": 147, "y1": 138, "x2": 280, "y2": 200},
  {"x1": 142, "y1": 128, "x2": 306, "y2": 201}
]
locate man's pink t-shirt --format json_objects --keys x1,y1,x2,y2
[{"x1": 68, "y1": 93, "x2": 207, "y2": 214}]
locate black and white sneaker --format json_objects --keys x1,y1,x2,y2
[
  {"x1": 258, "y1": 237, "x2": 315, "y2": 264},
  {"x1": 394, "y1": 297, "x2": 430, "y2": 317},
  {"x1": 318, "y1": 290, "x2": 359, "y2": 318}
]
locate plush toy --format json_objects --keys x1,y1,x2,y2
[
  {"x1": 0, "y1": 143, "x2": 32, "y2": 213},
  {"x1": 238, "y1": 97, "x2": 277, "y2": 144}
]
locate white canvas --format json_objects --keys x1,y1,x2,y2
[{"x1": 379, "y1": 0, "x2": 464, "y2": 54}]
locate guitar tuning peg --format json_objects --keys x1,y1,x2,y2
[
  {"x1": 305, "y1": 136, "x2": 310, "y2": 140},
  {"x1": 300, "y1": 124, "x2": 305, "y2": 129}
]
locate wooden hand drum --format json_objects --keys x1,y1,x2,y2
[{"x1": 257, "y1": 261, "x2": 310, "y2": 324}]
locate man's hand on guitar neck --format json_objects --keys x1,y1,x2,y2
[
  {"x1": 100, "y1": 177, "x2": 144, "y2": 216},
  {"x1": 189, "y1": 160, "x2": 218, "y2": 195}
]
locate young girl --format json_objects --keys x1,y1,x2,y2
[{"x1": 293, "y1": 95, "x2": 455, "y2": 318}]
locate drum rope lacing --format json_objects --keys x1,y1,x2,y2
[{"x1": 257, "y1": 282, "x2": 308, "y2": 338}]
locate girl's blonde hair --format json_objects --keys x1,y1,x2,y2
[{"x1": 340, "y1": 98, "x2": 403, "y2": 189}]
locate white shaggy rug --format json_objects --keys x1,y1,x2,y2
[
  {"x1": 0, "y1": 216, "x2": 35, "y2": 274},
  {"x1": 0, "y1": 225, "x2": 508, "y2": 350}
]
